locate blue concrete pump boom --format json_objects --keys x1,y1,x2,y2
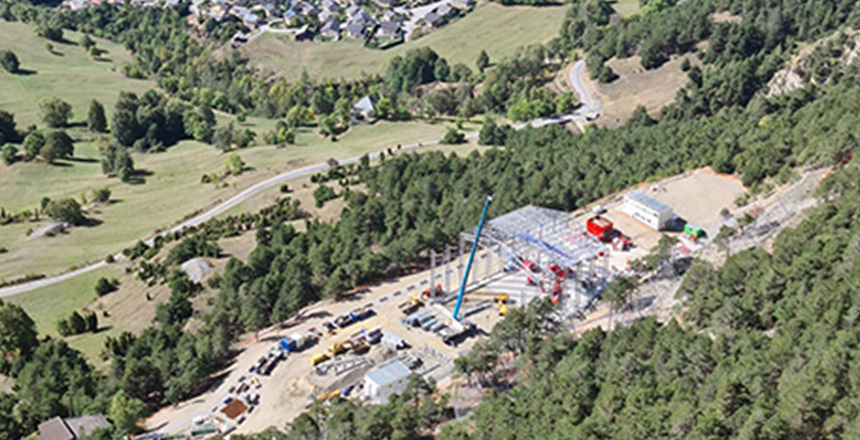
[{"x1": 453, "y1": 195, "x2": 493, "y2": 321}]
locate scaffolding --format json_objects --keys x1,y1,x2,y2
[{"x1": 460, "y1": 206, "x2": 610, "y2": 321}]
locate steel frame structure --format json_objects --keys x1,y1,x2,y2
[{"x1": 460, "y1": 206, "x2": 610, "y2": 320}]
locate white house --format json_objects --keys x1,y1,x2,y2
[
  {"x1": 363, "y1": 361, "x2": 412, "y2": 404},
  {"x1": 622, "y1": 189, "x2": 674, "y2": 231}
]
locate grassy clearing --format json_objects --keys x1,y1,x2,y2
[
  {"x1": 610, "y1": 0, "x2": 640, "y2": 18},
  {"x1": 587, "y1": 54, "x2": 694, "y2": 128},
  {"x1": 6, "y1": 265, "x2": 122, "y2": 337},
  {"x1": 0, "y1": 21, "x2": 155, "y2": 126},
  {"x1": 0, "y1": 118, "x2": 480, "y2": 280},
  {"x1": 243, "y1": 2, "x2": 568, "y2": 81}
]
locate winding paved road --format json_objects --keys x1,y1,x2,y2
[{"x1": 0, "y1": 59, "x2": 599, "y2": 298}]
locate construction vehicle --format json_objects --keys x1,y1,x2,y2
[
  {"x1": 350, "y1": 305, "x2": 374, "y2": 321},
  {"x1": 422, "y1": 284, "x2": 444, "y2": 299},
  {"x1": 310, "y1": 353, "x2": 330, "y2": 366},
  {"x1": 334, "y1": 314, "x2": 355, "y2": 328},
  {"x1": 454, "y1": 195, "x2": 493, "y2": 321},
  {"x1": 280, "y1": 333, "x2": 307, "y2": 353},
  {"x1": 330, "y1": 340, "x2": 354, "y2": 356},
  {"x1": 611, "y1": 234, "x2": 633, "y2": 251},
  {"x1": 365, "y1": 326, "x2": 383, "y2": 344},
  {"x1": 316, "y1": 390, "x2": 342, "y2": 403},
  {"x1": 323, "y1": 321, "x2": 337, "y2": 334},
  {"x1": 352, "y1": 339, "x2": 369, "y2": 354},
  {"x1": 496, "y1": 294, "x2": 509, "y2": 316},
  {"x1": 398, "y1": 296, "x2": 423, "y2": 315},
  {"x1": 586, "y1": 216, "x2": 614, "y2": 242}
]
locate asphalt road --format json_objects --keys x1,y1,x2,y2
[{"x1": 0, "y1": 59, "x2": 599, "y2": 298}]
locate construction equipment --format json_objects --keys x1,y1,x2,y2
[
  {"x1": 398, "y1": 296, "x2": 423, "y2": 315},
  {"x1": 310, "y1": 353, "x2": 330, "y2": 366},
  {"x1": 334, "y1": 314, "x2": 355, "y2": 328},
  {"x1": 350, "y1": 305, "x2": 374, "y2": 321},
  {"x1": 422, "y1": 284, "x2": 444, "y2": 298},
  {"x1": 280, "y1": 333, "x2": 307, "y2": 353},
  {"x1": 329, "y1": 340, "x2": 353, "y2": 356},
  {"x1": 454, "y1": 195, "x2": 493, "y2": 321},
  {"x1": 352, "y1": 339, "x2": 369, "y2": 354},
  {"x1": 684, "y1": 224, "x2": 704, "y2": 242},
  {"x1": 611, "y1": 234, "x2": 633, "y2": 251},
  {"x1": 496, "y1": 294, "x2": 509, "y2": 316},
  {"x1": 323, "y1": 321, "x2": 337, "y2": 334}
]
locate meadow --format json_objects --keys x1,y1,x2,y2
[{"x1": 0, "y1": 21, "x2": 155, "y2": 126}]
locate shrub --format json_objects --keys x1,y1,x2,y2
[
  {"x1": 95, "y1": 277, "x2": 119, "y2": 296},
  {"x1": 441, "y1": 128, "x2": 465, "y2": 144}
]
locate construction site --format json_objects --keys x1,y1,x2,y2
[{"x1": 143, "y1": 166, "x2": 823, "y2": 439}]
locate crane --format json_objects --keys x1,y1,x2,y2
[{"x1": 453, "y1": 195, "x2": 493, "y2": 321}]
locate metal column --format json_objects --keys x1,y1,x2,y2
[{"x1": 430, "y1": 249, "x2": 436, "y2": 299}]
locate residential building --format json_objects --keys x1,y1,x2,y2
[
  {"x1": 321, "y1": 18, "x2": 342, "y2": 38},
  {"x1": 382, "y1": 9, "x2": 405, "y2": 23},
  {"x1": 346, "y1": 21, "x2": 367, "y2": 38},
  {"x1": 423, "y1": 11, "x2": 444, "y2": 27},
  {"x1": 352, "y1": 96, "x2": 377, "y2": 119},
  {"x1": 321, "y1": 0, "x2": 340, "y2": 12},
  {"x1": 377, "y1": 20, "x2": 401, "y2": 38},
  {"x1": 38, "y1": 415, "x2": 110, "y2": 440}
]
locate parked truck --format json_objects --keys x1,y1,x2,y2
[{"x1": 280, "y1": 333, "x2": 306, "y2": 353}]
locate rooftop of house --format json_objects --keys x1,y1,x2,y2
[
  {"x1": 379, "y1": 20, "x2": 399, "y2": 31},
  {"x1": 39, "y1": 415, "x2": 110, "y2": 440},
  {"x1": 424, "y1": 11, "x2": 442, "y2": 24},
  {"x1": 346, "y1": 21, "x2": 366, "y2": 36},
  {"x1": 353, "y1": 95, "x2": 377, "y2": 112},
  {"x1": 321, "y1": 18, "x2": 341, "y2": 31}
]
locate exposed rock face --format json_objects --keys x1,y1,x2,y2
[
  {"x1": 766, "y1": 31, "x2": 860, "y2": 97},
  {"x1": 181, "y1": 257, "x2": 214, "y2": 283}
]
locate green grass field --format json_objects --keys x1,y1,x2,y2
[
  {"x1": 0, "y1": 117, "x2": 480, "y2": 280},
  {"x1": 244, "y1": 2, "x2": 568, "y2": 81},
  {"x1": 5, "y1": 265, "x2": 122, "y2": 337},
  {"x1": 0, "y1": 22, "x2": 155, "y2": 126}
]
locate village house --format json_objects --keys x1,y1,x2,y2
[
  {"x1": 321, "y1": 0, "x2": 340, "y2": 12},
  {"x1": 382, "y1": 9, "x2": 405, "y2": 23},
  {"x1": 321, "y1": 18, "x2": 342, "y2": 38},
  {"x1": 423, "y1": 11, "x2": 444, "y2": 27},
  {"x1": 346, "y1": 21, "x2": 367, "y2": 38},
  {"x1": 352, "y1": 96, "x2": 377, "y2": 121},
  {"x1": 377, "y1": 20, "x2": 401, "y2": 38},
  {"x1": 436, "y1": 3, "x2": 453, "y2": 17}
]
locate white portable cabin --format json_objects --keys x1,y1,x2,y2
[
  {"x1": 622, "y1": 190, "x2": 674, "y2": 231},
  {"x1": 363, "y1": 360, "x2": 412, "y2": 404}
]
